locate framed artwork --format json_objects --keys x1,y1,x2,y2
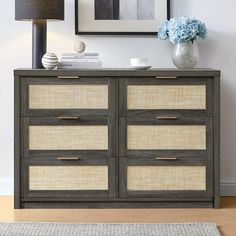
[{"x1": 75, "y1": 0, "x2": 170, "y2": 35}]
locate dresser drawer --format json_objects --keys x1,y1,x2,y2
[
  {"x1": 119, "y1": 117, "x2": 213, "y2": 158},
  {"x1": 21, "y1": 117, "x2": 115, "y2": 158},
  {"x1": 119, "y1": 77, "x2": 213, "y2": 116},
  {"x1": 21, "y1": 77, "x2": 115, "y2": 117},
  {"x1": 22, "y1": 157, "x2": 115, "y2": 198},
  {"x1": 119, "y1": 157, "x2": 213, "y2": 198}
]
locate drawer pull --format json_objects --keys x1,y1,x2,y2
[
  {"x1": 57, "y1": 157, "x2": 80, "y2": 160},
  {"x1": 155, "y1": 157, "x2": 178, "y2": 161},
  {"x1": 57, "y1": 76, "x2": 80, "y2": 79},
  {"x1": 156, "y1": 76, "x2": 178, "y2": 79},
  {"x1": 156, "y1": 116, "x2": 178, "y2": 120},
  {"x1": 57, "y1": 116, "x2": 80, "y2": 120}
]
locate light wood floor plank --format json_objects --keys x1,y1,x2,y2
[{"x1": 0, "y1": 197, "x2": 235, "y2": 236}]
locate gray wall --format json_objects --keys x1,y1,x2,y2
[{"x1": 0, "y1": 0, "x2": 235, "y2": 195}]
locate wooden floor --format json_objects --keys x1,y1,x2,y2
[{"x1": 0, "y1": 197, "x2": 236, "y2": 236}]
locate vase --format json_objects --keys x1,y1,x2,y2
[
  {"x1": 172, "y1": 40, "x2": 199, "y2": 69},
  {"x1": 42, "y1": 53, "x2": 58, "y2": 70}
]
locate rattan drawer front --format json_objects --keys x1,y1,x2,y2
[
  {"x1": 127, "y1": 85, "x2": 206, "y2": 110},
  {"x1": 22, "y1": 158, "x2": 116, "y2": 198},
  {"x1": 127, "y1": 125, "x2": 206, "y2": 150},
  {"x1": 23, "y1": 117, "x2": 115, "y2": 158},
  {"x1": 21, "y1": 77, "x2": 116, "y2": 117},
  {"x1": 119, "y1": 77, "x2": 214, "y2": 117},
  {"x1": 127, "y1": 166, "x2": 206, "y2": 191},
  {"x1": 29, "y1": 85, "x2": 108, "y2": 109},
  {"x1": 29, "y1": 125, "x2": 108, "y2": 150},
  {"x1": 119, "y1": 157, "x2": 213, "y2": 198},
  {"x1": 29, "y1": 166, "x2": 108, "y2": 191}
]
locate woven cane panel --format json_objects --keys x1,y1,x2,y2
[
  {"x1": 29, "y1": 126, "x2": 108, "y2": 150},
  {"x1": 127, "y1": 85, "x2": 206, "y2": 109},
  {"x1": 127, "y1": 166, "x2": 206, "y2": 191},
  {"x1": 29, "y1": 166, "x2": 108, "y2": 190},
  {"x1": 29, "y1": 85, "x2": 108, "y2": 109},
  {"x1": 127, "y1": 125, "x2": 206, "y2": 150}
]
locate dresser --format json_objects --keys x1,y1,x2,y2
[{"x1": 14, "y1": 69, "x2": 220, "y2": 209}]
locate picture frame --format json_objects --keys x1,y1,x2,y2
[{"x1": 75, "y1": 0, "x2": 170, "y2": 35}]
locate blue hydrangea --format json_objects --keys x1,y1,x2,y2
[
  {"x1": 158, "y1": 20, "x2": 169, "y2": 40},
  {"x1": 158, "y1": 17, "x2": 207, "y2": 44}
]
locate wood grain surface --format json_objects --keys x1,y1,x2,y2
[{"x1": 0, "y1": 197, "x2": 235, "y2": 236}]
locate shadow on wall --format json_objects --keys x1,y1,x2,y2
[
  {"x1": 198, "y1": 30, "x2": 236, "y2": 69},
  {"x1": 199, "y1": 30, "x2": 236, "y2": 177}
]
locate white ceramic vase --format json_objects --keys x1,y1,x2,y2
[{"x1": 172, "y1": 40, "x2": 199, "y2": 69}]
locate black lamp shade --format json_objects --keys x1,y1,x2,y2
[{"x1": 15, "y1": 0, "x2": 64, "y2": 20}]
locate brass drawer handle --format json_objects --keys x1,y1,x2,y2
[
  {"x1": 156, "y1": 116, "x2": 178, "y2": 120},
  {"x1": 57, "y1": 76, "x2": 80, "y2": 79},
  {"x1": 155, "y1": 76, "x2": 177, "y2": 79},
  {"x1": 155, "y1": 157, "x2": 178, "y2": 161},
  {"x1": 57, "y1": 116, "x2": 80, "y2": 120},
  {"x1": 57, "y1": 157, "x2": 80, "y2": 160}
]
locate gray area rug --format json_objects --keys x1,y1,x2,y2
[{"x1": 0, "y1": 222, "x2": 221, "y2": 236}]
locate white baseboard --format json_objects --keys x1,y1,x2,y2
[
  {"x1": 0, "y1": 179, "x2": 13, "y2": 196},
  {"x1": 0, "y1": 178, "x2": 236, "y2": 196}
]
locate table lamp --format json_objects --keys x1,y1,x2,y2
[{"x1": 15, "y1": 0, "x2": 64, "y2": 69}]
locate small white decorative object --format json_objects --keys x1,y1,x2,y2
[
  {"x1": 130, "y1": 58, "x2": 149, "y2": 67},
  {"x1": 74, "y1": 40, "x2": 86, "y2": 53},
  {"x1": 42, "y1": 53, "x2": 58, "y2": 70},
  {"x1": 130, "y1": 58, "x2": 152, "y2": 70}
]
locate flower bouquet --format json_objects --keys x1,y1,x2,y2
[{"x1": 158, "y1": 17, "x2": 207, "y2": 69}]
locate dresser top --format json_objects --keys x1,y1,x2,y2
[{"x1": 14, "y1": 68, "x2": 221, "y2": 77}]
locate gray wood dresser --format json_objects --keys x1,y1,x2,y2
[{"x1": 14, "y1": 69, "x2": 220, "y2": 209}]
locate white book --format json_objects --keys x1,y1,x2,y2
[
  {"x1": 58, "y1": 61, "x2": 102, "y2": 69},
  {"x1": 61, "y1": 56, "x2": 99, "y2": 60},
  {"x1": 62, "y1": 52, "x2": 99, "y2": 57},
  {"x1": 61, "y1": 58, "x2": 99, "y2": 63}
]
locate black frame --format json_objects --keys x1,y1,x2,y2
[{"x1": 75, "y1": 0, "x2": 171, "y2": 35}]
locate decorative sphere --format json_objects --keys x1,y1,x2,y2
[
  {"x1": 42, "y1": 53, "x2": 58, "y2": 70},
  {"x1": 74, "y1": 40, "x2": 86, "y2": 53}
]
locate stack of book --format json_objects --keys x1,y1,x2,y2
[{"x1": 58, "y1": 53, "x2": 102, "y2": 69}]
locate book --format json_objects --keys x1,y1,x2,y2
[
  {"x1": 58, "y1": 61, "x2": 102, "y2": 69},
  {"x1": 62, "y1": 52, "x2": 99, "y2": 56},
  {"x1": 62, "y1": 53, "x2": 99, "y2": 59},
  {"x1": 61, "y1": 58, "x2": 99, "y2": 63}
]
